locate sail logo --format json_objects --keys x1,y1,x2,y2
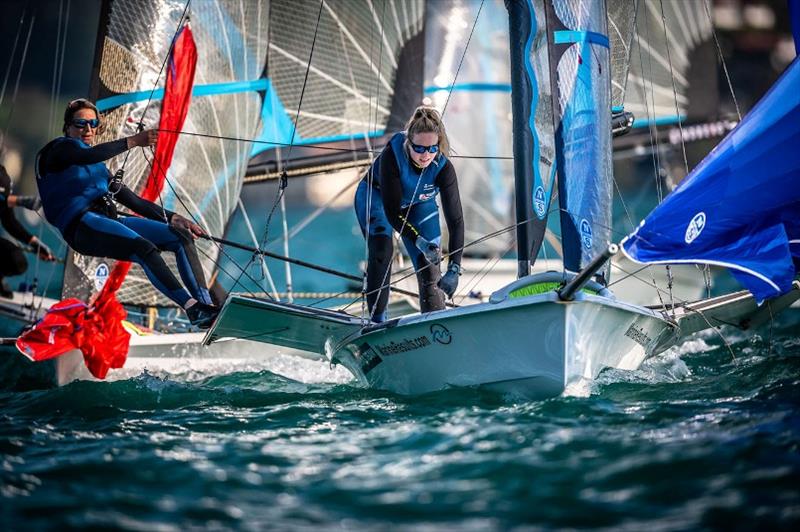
[
  {"x1": 430, "y1": 324, "x2": 452, "y2": 345},
  {"x1": 533, "y1": 186, "x2": 546, "y2": 219},
  {"x1": 580, "y1": 219, "x2": 593, "y2": 250},
  {"x1": 685, "y1": 212, "x2": 706, "y2": 244},
  {"x1": 94, "y1": 263, "x2": 110, "y2": 291}
]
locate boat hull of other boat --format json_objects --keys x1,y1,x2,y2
[
  {"x1": 333, "y1": 288, "x2": 677, "y2": 399},
  {"x1": 0, "y1": 291, "x2": 59, "y2": 338},
  {"x1": 2, "y1": 320, "x2": 325, "y2": 389}
]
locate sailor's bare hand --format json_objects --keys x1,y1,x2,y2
[
  {"x1": 128, "y1": 129, "x2": 158, "y2": 148},
  {"x1": 170, "y1": 214, "x2": 206, "y2": 239},
  {"x1": 30, "y1": 237, "x2": 56, "y2": 262}
]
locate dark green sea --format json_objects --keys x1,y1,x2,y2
[{"x1": 1, "y1": 309, "x2": 799, "y2": 530}]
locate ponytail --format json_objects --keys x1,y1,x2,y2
[{"x1": 404, "y1": 106, "x2": 450, "y2": 158}]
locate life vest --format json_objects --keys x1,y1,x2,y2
[
  {"x1": 370, "y1": 132, "x2": 447, "y2": 207},
  {"x1": 36, "y1": 137, "x2": 110, "y2": 233}
]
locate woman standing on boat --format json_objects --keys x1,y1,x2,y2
[
  {"x1": 354, "y1": 106, "x2": 464, "y2": 323},
  {"x1": 35, "y1": 98, "x2": 218, "y2": 328}
]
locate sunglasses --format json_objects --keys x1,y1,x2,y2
[
  {"x1": 409, "y1": 141, "x2": 439, "y2": 154},
  {"x1": 71, "y1": 118, "x2": 100, "y2": 129}
]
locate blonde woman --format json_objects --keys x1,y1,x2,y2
[{"x1": 354, "y1": 106, "x2": 464, "y2": 323}]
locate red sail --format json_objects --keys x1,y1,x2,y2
[
  {"x1": 16, "y1": 24, "x2": 198, "y2": 379},
  {"x1": 141, "y1": 24, "x2": 198, "y2": 201}
]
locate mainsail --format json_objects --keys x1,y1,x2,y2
[
  {"x1": 622, "y1": 57, "x2": 800, "y2": 303},
  {"x1": 546, "y1": 0, "x2": 614, "y2": 280},
  {"x1": 425, "y1": 0, "x2": 640, "y2": 272},
  {"x1": 624, "y1": 0, "x2": 714, "y2": 125},
  {"x1": 249, "y1": 0, "x2": 425, "y2": 161},
  {"x1": 61, "y1": 0, "x2": 270, "y2": 309}
]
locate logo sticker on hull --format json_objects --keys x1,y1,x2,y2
[
  {"x1": 374, "y1": 336, "x2": 431, "y2": 356},
  {"x1": 358, "y1": 342, "x2": 382, "y2": 375},
  {"x1": 624, "y1": 324, "x2": 652, "y2": 347},
  {"x1": 430, "y1": 324, "x2": 452, "y2": 345}
]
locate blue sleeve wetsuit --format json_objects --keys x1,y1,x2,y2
[
  {"x1": 354, "y1": 133, "x2": 464, "y2": 322},
  {"x1": 36, "y1": 137, "x2": 212, "y2": 307}
]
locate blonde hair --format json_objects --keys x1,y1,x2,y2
[{"x1": 404, "y1": 106, "x2": 450, "y2": 158}]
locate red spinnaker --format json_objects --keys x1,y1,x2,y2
[{"x1": 16, "y1": 24, "x2": 198, "y2": 379}]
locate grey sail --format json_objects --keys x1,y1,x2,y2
[{"x1": 61, "y1": 0, "x2": 271, "y2": 309}]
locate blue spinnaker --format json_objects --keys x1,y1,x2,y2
[{"x1": 622, "y1": 57, "x2": 800, "y2": 303}]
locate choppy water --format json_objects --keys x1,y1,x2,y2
[{"x1": 2, "y1": 311, "x2": 799, "y2": 530}]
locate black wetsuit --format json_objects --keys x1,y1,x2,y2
[
  {"x1": 37, "y1": 137, "x2": 212, "y2": 306},
  {"x1": 354, "y1": 135, "x2": 464, "y2": 321},
  {"x1": 0, "y1": 165, "x2": 33, "y2": 282}
]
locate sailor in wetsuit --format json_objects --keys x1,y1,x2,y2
[
  {"x1": 36, "y1": 98, "x2": 218, "y2": 328},
  {"x1": 354, "y1": 106, "x2": 464, "y2": 323},
  {"x1": 0, "y1": 164, "x2": 56, "y2": 297}
]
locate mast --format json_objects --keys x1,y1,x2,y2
[{"x1": 505, "y1": 0, "x2": 558, "y2": 279}]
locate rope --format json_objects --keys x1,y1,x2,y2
[
  {"x1": 703, "y1": 0, "x2": 741, "y2": 121},
  {"x1": 442, "y1": 0, "x2": 485, "y2": 117},
  {"x1": 0, "y1": 13, "x2": 35, "y2": 153},
  {"x1": 156, "y1": 127, "x2": 514, "y2": 160}
]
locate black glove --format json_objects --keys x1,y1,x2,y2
[
  {"x1": 438, "y1": 262, "x2": 462, "y2": 298},
  {"x1": 16, "y1": 195, "x2": 42, "y2": 211},
  {"x1": 415, "y1": 235, "x2": 441, "y2": 265}
]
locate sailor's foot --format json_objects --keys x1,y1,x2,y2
[
  {"x1": 0, "y1": 278, "x2": 12, "y2": 299},
  {"x1": 186, "y1": 302, "x2": 219, "y2": 330}
]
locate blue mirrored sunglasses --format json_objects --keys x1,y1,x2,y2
[
  {"x1": 409, "y1": 141, "x2": 439, "y2": 154},
  {"x1": 71, "y1": 118, "x2": 100, "y2": 129}
]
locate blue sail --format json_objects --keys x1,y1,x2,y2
[
  {"x1": 547, "y1": 0, "x2": 614, "y2": 281},
  {"x1": 622, "y1": 57, "x2": 800, "y2": 303}
]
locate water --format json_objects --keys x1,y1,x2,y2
[{"x1": 2, "y1": 310, "x2": 798, "y2": 530}]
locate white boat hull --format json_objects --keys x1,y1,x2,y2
[
  {"x1": 53, "y1": 334, "x2": 324, "y2": 386},
  {"x1": 1, "y1": 291, "x2": 328, "y2": 387},
  {"x1": 331, "y1": 291, "x2": 677, "y2": 398}
]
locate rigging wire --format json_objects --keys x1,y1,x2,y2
[
  {"x1": 660, "y1": 0, "x2": 713, "y2": 302},
  {"x1": 360, "y1": 0, "x2": 390, "y2": 324},
  {"x1": 659, "y1": 0, "x2": 689, "y2": 178},
  {"x1": 117, "y1": 0, "x2": 192, "y2": 175},
  {"x1": 631, "y1": 0, "x2": 671, "y2": 313},
  {"x1": 242, "y1": 0, "x2": 325, "y2": 300},
  {"x1": 156, "y1": 128, "x2": 514, "y2": 160},
  {"x1": 0, "y1": 13, "x2": 35, "y2": 154},
  {"x1": 702, "y1": 0, "x2": 741, "y2": 121},
  {"x1": 139, "y1": 147, "x2": 267, "y2": 299},
  {"x1": 441, "y1": 0, "x2": 485, "y2": 117},
  {"x1": 0, "y1": 7, "x2": 27, "y2": 118},
  {"x1": 48, "y1": 0, "x2": 64, "y2": 135}
]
